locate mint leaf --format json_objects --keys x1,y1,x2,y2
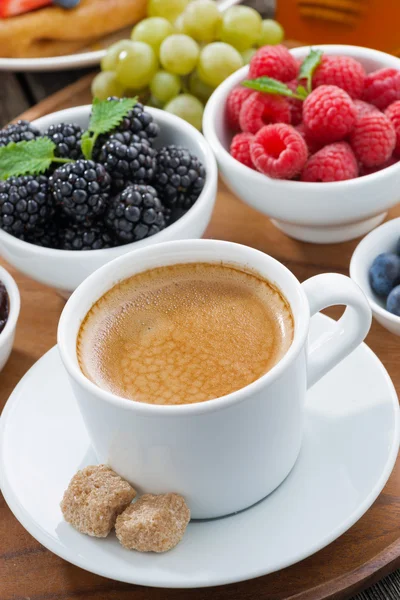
[
  {"x1": 296, "y1": 85, "x2": 308, "y2": 99},
  {"x1": 81, "y1": 131, "x2": 94, "y2": 161},
  {"x1": 88, "y1": 97, "x2": 137, "y2": 135},
  {"x1": 0, "y1": 137, "x2": 57, "y2": 180},
  {"x1": 242, "y1": 77, "x2": 305, "y2": 100},
  {"x1": 298, "y1": 49, "x2": 323, "y2": 93}
]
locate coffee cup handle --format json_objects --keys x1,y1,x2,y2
[{"x1": 301, "y1": 273, "x2": 372, "y2": 389}]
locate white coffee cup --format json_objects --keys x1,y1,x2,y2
[{"x1": 58, "y1": 240, "x2": 372, "y2": 519}]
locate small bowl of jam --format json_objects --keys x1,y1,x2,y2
[{"x1": 0, "y1": 265, "x2": 20, "y2": 372}]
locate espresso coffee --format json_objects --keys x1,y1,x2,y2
[{"x1": 77, "y1": 263, "x2": 294, "y2": 405}]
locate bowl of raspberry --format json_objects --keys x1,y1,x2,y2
[
  {"x1": 350, "y1": 217, "x2": 400, "y2": 336},
  {"x1": 0, "y1": 265, "x2": 20, "y2": 372},
  {"x1": 203, "y1": 44, "x2": 400, "y2": 244},
  {"x1": 0, "y1": 99, "x2": 217, "y2": 295}
]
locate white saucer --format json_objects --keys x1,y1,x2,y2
[{"x1": 1, "y1": 313, "x2": 399, "y2": 589}]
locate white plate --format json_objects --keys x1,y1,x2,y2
[
  {"x1": 0, "y1": 313, "x2": 399, "y2": 588},
  {"x1": 0, "y1": 27, "x2": 131, "y2": 72},
  {"x1": 0, "y1": 0, "x2": 239, "y2": 72}
]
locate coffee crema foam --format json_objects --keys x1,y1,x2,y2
[{"x1": 77, "y1": 263, "x2": 294, "y2": 405}]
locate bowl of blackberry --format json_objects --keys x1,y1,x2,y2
[
  {"x1": 0, "y1": 97, "x2": 217, "y2": 295},
  {"x1": 350, "y1": 218, "x2": 400, "y2": 336},
  {"x1": 0, "y1": 265, "x2": 20, "y2": 372}
]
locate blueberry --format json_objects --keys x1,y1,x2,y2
[
  {"x1": 369, "y1": 252, "x2": 400, "y2": 296},
  {"x1": 53, "y1": 0, "x2": 80, "y2": 7},
  {"x1": 387, "y1": 285, "x2": 400, "y2": 315}
]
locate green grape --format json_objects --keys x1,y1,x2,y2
[
  {"x1": 150, "y1": 70, "x2": 181, "y2": 104},
  {"x1": 131, "y1": 17, "x2": 174, "y2": 53},
  {"x1": 160, "y1": 34, "x2": 200, "y2": 76},
  {"x1": 125, "y1": 87, "x2": 150, "y2": 103},
  {"x1": 101, "y1": 40, "x2": 135, "y2": 71},
  {"x1": 164, "y1": 94, "x2": 204, "y2": 130},
  {"x1": 148, "y1": 0, "x2": 190, "y2": 23},
  {"x1": 219, "y1": 6, "x2": 262, "y2": 51},
  {"x1": 181, "y1": 0, "x2": 221, "y2": 43},
  {"x1": 241, "y1": 47, "x2": 257, "y2": 65},
  {"x1": 188, "y1": 70, "x2": 214, "y2": 103},
  {"x1": 198, "y1": 42, "x2": 243, "y2": 88},
  {"x1": 91, "y1": 71, "x2": 125, "y2": 100},
  {"x1": 147, "y1": 95, "x2": 164, "y2": 109},
  {"x1": 116, "y1": 41, "x2": 158, "y2": 88},
  {"x1": 257, "y1": 19, "x2": 284, "y2": 46},
  {"x1": 174, "y1": 13, "x2": 187, "y2": 33}
]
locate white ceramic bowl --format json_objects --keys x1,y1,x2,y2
[
  {"x1": 0, "y1": 265, "x2": 20, "y2": 372},
  {"x1": 0, "y1": 105, "x2": 218, "y2": 295},
  {"x1": 203, "y1": 45, "x2": 400, "y2": 244},
  {"x1": 350, "y1": 218, "x2": 400, "y2": 335}
]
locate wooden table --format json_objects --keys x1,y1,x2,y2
[
  {"x1": 1, "y1": 178, "x2": 400, "y2": 600},
  {"x1": 1, "y1": 5, "x2": 400, "y2": 596}
]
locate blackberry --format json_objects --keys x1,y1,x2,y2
[
  {"x1": 106, "y1": 184, "x2": 166, "y2": 243},
  {"x1": 0, "y1": 280, "x2": 9, "y2": 334},
  {"x1": 45, "y1": 122, "x2": 83, "y2": 160},
  {"x1": 0, "y1": 120, "x2": 40, "y2": 147},
  {"x1": 109, "y1": 98, "x2": 159, "y2": 140},
  {"x1": 25, "y1": 218, "x2": 65, "y2": 249},
  {"x1": 154, "y1": 146, "x2": 206, "y2": 210},
  {"x1": 50, "y1": 160, "x2": 111, "y2": 223},
  {"x1": 93, "y1": 130, "x2": 150, "y2": 161},
  {"x1": 93, "y1": 99, "x2": 159, "y2": 156},
  {"x1": 61, "y1": 223, "x2": 116, "y2": 250},
  {"x1": 0, "y1": 175, "x2": 54, "y2": 237},
  {"x1": 99, "y1": 140, "x2": 156, "y2": 192},
  {"x1": 109, "y1": 130, "x2": 151, "y2": 146}
]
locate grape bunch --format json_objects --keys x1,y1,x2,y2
[{"x1": 92, "y1": 0, "x2": 284, "y2": 130}]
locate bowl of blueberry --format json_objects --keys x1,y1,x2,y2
[
  {"x1": 0, "y1": 97, "x2": 217, "y2": 295},
  {"x1": 350, "y1": 218, "x2": 400, "y2": 336},
  {"x1": 0, "y1": 265, "x2": 20, "y2": 372},
  {"x1": 203, "y1": 44, "x2": 400, "y2": 244}
]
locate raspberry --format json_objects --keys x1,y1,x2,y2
[
  {"x1": 360, "y1": 156, "x2": 398, "y2": 176},
  {"x1": 230, "y1": 133, "x2": 255, "y2": 169},
  {"x1": 350, "y1": 112, "x2": 395, "y2": 167},
  {"x1": 385, "y1": 101, "x2": 400, "y2": 156},
  {"x1": 287, "y1": 79, "x2": 303, "y2": 126},
  {"x1": 295, "y1": 123, "x2": 322, "y2": 154},
  {"x1": 239, "y1": 92, "x2": 290, "y2": 134},
  {"x1": 250, "y1": 124, "x2": 308, "y2": 179},
  {"x1": 249, "y1": 45, "x2": 298, "y2": 82},
  {"x1": 363, "y1": 68, "x2": 400, "y2": 110},
  {"x1": 226, "y1": 87, "x2": 253, "y2": 130},
  {"x1": 312, "y1": 55, "x2": 366, "y2": 99},
  {"x1": 301, "y1": 142, "x2": 358, "y2": 182},
  {"x1": 303, "y1": 85, "x2": 356, "y2": 144},
  {"x1": 354, "y1": 99, "x2": 379, "y2": 117}
]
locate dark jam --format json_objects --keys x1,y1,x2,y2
[{"x1": 0, "y1": 281, "x2": 9, "y2": 334}]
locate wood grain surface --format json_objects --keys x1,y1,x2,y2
[{"x1": 1, "y1": 81, "x2": 400, "y2": 600}]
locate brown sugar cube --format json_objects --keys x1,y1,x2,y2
[
  {"x1": 60, "y1": 465, "x2": 136, "y2": 538},
  {"x1": 115, "y1": 493, "x2": 190, "y2": 552}
]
